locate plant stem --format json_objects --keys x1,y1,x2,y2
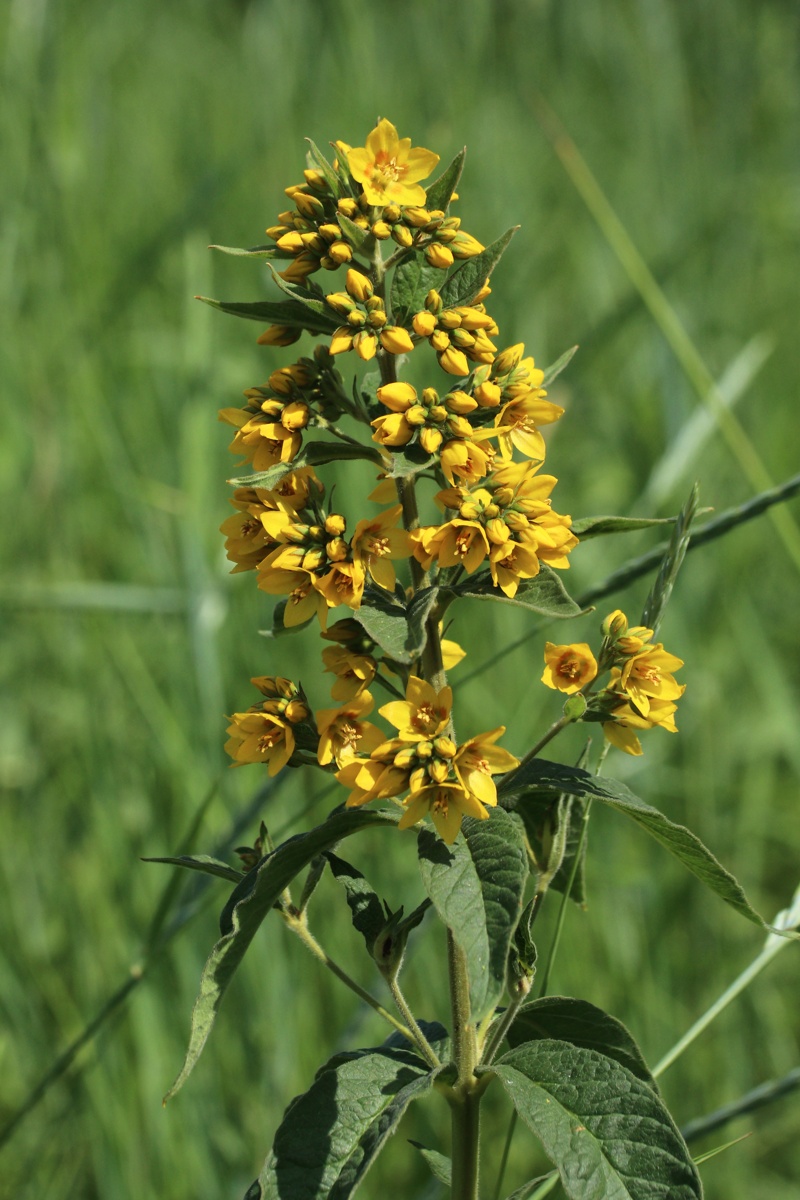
[
  {"x1": 480, "y1": 984, "x2": 529, "y2": 1068},
  {"x1": 387, "y1": 974, "x2": 442, "y2": 1070},
  {"x1": 447, "y1": 928, "x2": 482, "y2": 1200},
  {"x1": 537, "y1": 798, "x2": 593, "y2": 1000},
  {"x1": 284, "y1": 912, "x2": 412, "y2": 1041},
  {"x1": 508, "y1": 714, "x2": 574, "y2": 780},
  {"x1": 491, "y1": 1111, "x2": 517, "y2": 1200}
]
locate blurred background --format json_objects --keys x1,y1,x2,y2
[{"x1": 1, "y1": 0, "x2": 799, "y2": 1196}]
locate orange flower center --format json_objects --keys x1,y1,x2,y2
[{"x1": 372, "y1": 152, "x2": 403, "y2": 186}]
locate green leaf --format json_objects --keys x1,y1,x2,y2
[
  {"x1": 571, "y1": 514, "x2": 677, "y2": 538},
  {"x1": 259, "y1": 598, "x2": 316, "y2": 639},
  {"x1": 640, "y1": 484, "x2": 698, "y2": 639},
  {"x1": 196, "y1": 294, "x2": 339, "y2": 336},
  {"x1": 209, "y1": 244, "x2": 286, "y2": 260},
  {"x1": 457, "y1": 564, "x2": 583, "y2": 619},
  {"x1": 418, "y1": 807, "x2": 528, "y2": 1021},
  {"x1": 385, "y1": 442, "x2": 435, "y2": 479},
  {"x1": 251, "y1": 1032, "x2": 448, "y2": 1200},
  {"x1": 390, "y1": 253, "x2": 446, "y2": 325},
  {"x1": 142, "y1": 854, "x2": 243, "y2": 884},
  {"x1": 439, "y1": 227, "x2": 518, "y2": 309},
  {"x1": 489, "y1": 1041, "x2": 702, "y2": 1199},
  {"x1": 228, "y1": 439, "x2": 384, "y2": 488},
  {"x1": 165, "y1": 808, "x2": 401, "y2": 1102},
  {"x1": 325, "y1": 853, "x2": 386, "y2": 954},
  {"x1": 541, "y1": 345, "x2": 578, "y2": 386},
  {"x1": 352, "y1": 591, "x2": 413, "y2": 664},
  {"x1": 518, "y1": 792, "x2": 588, "y2": 906},
  {"x1": 425, "y1": 147, "x2": 466, "y2": 213},
  {"x1": 408, "y1": 1141, "x2": 452, "y2": 1186},
  {"x1": 264, "y1": 263, "x2": 331, "y2": 314},
  {"x1": 499, "y1": 759, "x2": 766, "y2": 927},
  {"x1": 305, "y1": 138, "x2": 345, "y2": 199},
  {"x1": 506, "y1": 997, "x2": 656, "y2": 1089},
  {"x1": 337, "y1": 210, "x2": 372, "y2": 252},
  {"x1": 505, "y1": 1175, "x2": 558, "y2": 1200},
  {"x1": 406, "y1": 586, "x2": 439, "y2": 658}
]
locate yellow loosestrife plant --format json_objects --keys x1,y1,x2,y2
[{"x1": 153, "y1": 120, "x2": 777, "y2": 1200}]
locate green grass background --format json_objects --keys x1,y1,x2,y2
[{"x1": 2, "y1": 0, "x2": 799, "y2": 1196}]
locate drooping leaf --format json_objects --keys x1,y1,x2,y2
[
  {"x1": 408, "y1": 1141, "x2": 452, "y2": 1186},
  {"x1": 325, "y1": 852, "x2": 386, "y2": 954},
  {"x1": 250, "y1": 1029, "x2": 449, "y2": 1200},
  {"x1": 425, "y1": 147, "x2": 466, "y2": 213},
  {"x1": 228, "y1": 439, "x2": 384, "y2": 488},
  {"x1": 489, "y1": 1041, "x2": 702, "y2": 1199},
  {"x1": 352, "y1": 591, "x2": 413, "y2": 664},
  {"x1": 209, "y1": 244, "x2": 287, "y2": 260},
  {"x1": 505, "y1": 997, "x2": 655, "y2": 1089},
  {"x1": 499, "y1": 759, "x2": 765, "y2": 927},
  {"x1": 143, "y1": 854, "x2": 244, "y2": 884},
  {"x1": 405, "y1": 586, "x2": 439, "y2": 658},
  {"x1": 164, "y1": 808, "x2": 401, "y2": 1102},
  {"x1": 390, "y1": 253, "x2": 447, "y2": 325},
  {"x1": 418, "y1": 807, "x2": 528, "y2": 1021},
  {"x1": 541, "y1": 345, "x2": 579, "y2": 386},
  {"x1": 439, "y1": 227, "x2": 518, "y2": 309},
  {"x1": 196, "y1": 295, "x2": 339, "y2": 335},
  {"x1": 570, "y1": 514, "x2": 677, "y2": 538},
  {"x1": 505, "y1": 1174, "x2": 558, "y2": 1200},
  {"x1": 456, "y1": 564, "x2": 584, "y2": 619}
]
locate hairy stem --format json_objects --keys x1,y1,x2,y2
[
  {"x1": 386, "y1": 974, "x2": 442, "y2": 1069},
  {"x1": 284, "y1": 911, "x2": 412, "y2": 1041}
]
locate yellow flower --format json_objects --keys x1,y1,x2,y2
[
  {"x1": 224, "y1": 710, "x2": 295, "y2": 776},
  {"x1": 350, "y1": 505, "x2": 411, "y2": 591},
  {"x1": 398, "y1": 783, "x2": 489, "y2": 844},
  {"x1": 336, "y1": 756, "x2": 410, "y2": 808},
  {"x1": 617, "y1": 644, "x2": 684, "y2": 716},
  {"x1": 602, "y1": 695, "x2": 681, "y2": 757},
  {"x1": 316, "y1": 692, "x2": 385, "y2": 767},
  {"x1": 380, "y1": 676, "x2": 452, "y2": 741},
  {"x1": 453, "y1": 728, "x2": 519, "y2": 808},
  {"x1": 409, "y1": 519, "x2": 489, "y2": 575},
  {"x1": 542, "y1": 643, "x2": 598, "y2": 694},
  {"x1": 322, "y1": 645, "x2": 377, "y2": 701},
  {"x1": 494, "y1": 393, "x2": 565, "y2": 461},
  {"x1": 257, "y1": 567, "x2": 330, "y2": 628},
  {"x1": 347, "y1": 119, "x2": 440, "y2": 207}
]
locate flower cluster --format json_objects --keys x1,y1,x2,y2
[
  {"x1": 225, "y1": 677, "x2": 310, "y2": 776},
  {"x1": 542, "y1": 610, "x2": 685, "y2": 755}
]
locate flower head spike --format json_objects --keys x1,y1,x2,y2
[{"x1": 347, "y1": 120, "x2": 439, "y2": 208}]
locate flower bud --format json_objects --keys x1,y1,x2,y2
[
  {"x1": 337, "y1": 198, "x2": 359, "y2": 218},
  {"x1": 391, "y1": 224, "x2": 414, "y2": 248},
  {"x1": 427, "y1": 405, "x2": 448, "y2": 423},
  {"x1": 415, "y1": 740, "x2": 433, "y2": 759},
  {"x1": 428, "y1": 759, "x2": 450, "y2": 783},
  {"x1": 413, "y1": 311, "x2": 437, "y2": 337},
  {"x1": 473, "y1": 381, "x2": 502, "y2": 407},
  {"x1": 377, "y1": 381, "x2": 417, "y2": 410},
  {"x1": 419, "y1": 426, "x2": 443, "y2": 454},
  {"x1": 403, "y1": 206, "x2": 431, "y2": 228},
  {"x1": 493, "y1": 344, "x2": 525, "y2": 375},
  {"x1": 425, "y1": 289, "x2": 443, "y2": 314},
  {"x1": 601, "y1": 609, "x2": 628, "y2": 638},
  {"x1": 257, "y1": 325, "x2": 302, "y2": 347},
  {"x1": 276, "y1": 230, "x2": 305, "y2": 254},
  {"x1": 302, "y1": 548, "x2": 326, "y2": 571},
  {"x1": 325, "y1": 537, "x2": 348, "y2": 562},
  {"x1": 434, "y1": 736, "x2": 457, "y2": 758},
  {"x1": 447, "y1": 414, "x2": 474, "y2": 438},
  {"x1": 486, "y1": 518, "x2": 510, "y2": 545},
  {"x1": 439, "y1": 346, "x2": 470, "y2": 376},
  {"x1": 328, "y1": 241, "x2": 353, "y2": 265},
  {"x1": 379, "y1": 326, "x2": 415, "y2": 355},
  {"x1": 281, "y1": 401, "x2": 310, "y2": 431},
  {"x1": 294, "y1": 192, "x2": 325, "y2": 220},
  {"x1": 430, "y1": 329, "x2": 450, "y2": 352},
  {"x1": 405, "y1": 405, "x2": 428, "y2": 427},
  {"x1": 438, "y1": 310, "x2": 462, "y2": 331},
  {"x1": 345, "y1": 269, "x2": 373, "y2": 302},
  {"x1": 425, "y1": 242, "x2": 454, "y2": 269},
  {"x1": 371, "y1": 220, "x2": 391, "y2": 239},
  {"x1": 445, "y1": 390, "x2": 478, "y2": 415},
  {"x1": 346, "y1": 309, "x2": 366, "y2": 327},
  {"x1": 318, "y1": 223, "x2": 342, "y2": 242},
  {"x1": 383, "y1": 204, "x2": 401, "y2": 223},
  {"x1": 353, "y1": 331, "x2": 377, "y2": 360},
  {"x1": 324, "y1": 513, "x2": 347, "y2": 536}
]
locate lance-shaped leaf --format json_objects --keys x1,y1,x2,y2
[
  {"x1": 541, "y1": 345, "x2": 578, "y2": 386},
  {"x1": 196, "y1": 295, "x2": 339, "y2": 336},
  {"x1": 409, "y1": 1142, "x2": 452, "y2": 1186},
  {"x1": 439, "y1": 227, "x2": 518, "y2": 309},
  {"x1": 143, "y1": 854, "x2": 243, "y2": 884},
  {"x1": 209, "y1": 244, "x2": 287, "y2": 260},
  {"x1": 570, "y1": 514, "x2": 678, "y2": 539},
  {"x1": 505, "y1": 997, "x2": 655, "y2": 1089},
  {"x1": 499, "y1": 759, "x2": 765, "y2": 927},
  {"x1": 165, "y1": 808, "x2": 400, "y2": 1102},
  {"x1": 489, "y1": 1041, "x2": 702, "y2": 1199},
  {"x1": 228, "y1": 439, "x2": 384, "y2": 489},
  {"x1": 325, "y1": 852, "x2": 386, "y2": 954},
  {"x1": 305, "y1": 138, "x2": 345, "y2": 199},
  {"x1": 425, "y1": 147, "x2": 466, "y2": 213},
  {"x1": 418, "y1": 807, "x2": 528, "y2": 1021},
  {"x1": 406, "y1": 586, "x2": 439, "y2": 658},
  {"x1": 390, "y1": 253, "x2": 447, "y2": 325},
  {"x1": 456, "y1": 564, "x2": 583, "y2": 620},
  {"x1": 250, "y1": 1029, "x2": 449, "y2": 1200}
]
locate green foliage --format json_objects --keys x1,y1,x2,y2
[
  {"x1": 390, "y1": 254, "x2": 447, "y2": 325},
  {"x1": 489, "y1": 1041, "x2": 702, "y2": 1199},
  {"x1": 325, "y1": 852, "x2": 386, "y2": 954},
  {"x1": 505, "y1": 997, "x2": 655, "y2": 1087},
  {"x1": 500, "y1": 759, "x2": 766, "y2": 927},
  {"x1": 249, "y1": 1030, "x2": 449, "y2": 1200},
  {"x1": 439, "y1": 228, "x2": 518, "y2": 308},
  {"x1": 143, "y1": 853, "x2": 244, "y2": 884},
  {"x1": 453, "y1": 564, "x2": 584, "y2": 619},
  {"x1": 229, "y1": 440, "x2": 384, "y2": 489},
  {"x1": 166, "y1": 808, "x2": 400, "y2": 1100},
  {"x1": 424, "y1": 147, "x2": 466, "y2": 214},
  {"x1": 418, "y1": 808, "x2": 528, "y2": 1021},
  {"x1": 196, "y1": 295, "x2": 340, "y2": 335}
]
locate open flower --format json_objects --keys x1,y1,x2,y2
[
  {"x1": 224, "y1": 710, "x2": 295, "y2": 776},
  {"x1": 347, "y1": 119, "x2": 439, "y2": 207},
  {"x1": 398, "y1": 783, "x2": 490, "y2": 844},
  {"x1": 542, "y1": 643, "x2": 598, "y2": 694},
  {"x1": 453, "y1": 728, "x2": 519, "y2": 808},
  {"x1": 316, "y1": 692, "x2": 385, "y2": 767},
  {"x1": 380, "y1": 676, "x2": 453, "y2": 741}
]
